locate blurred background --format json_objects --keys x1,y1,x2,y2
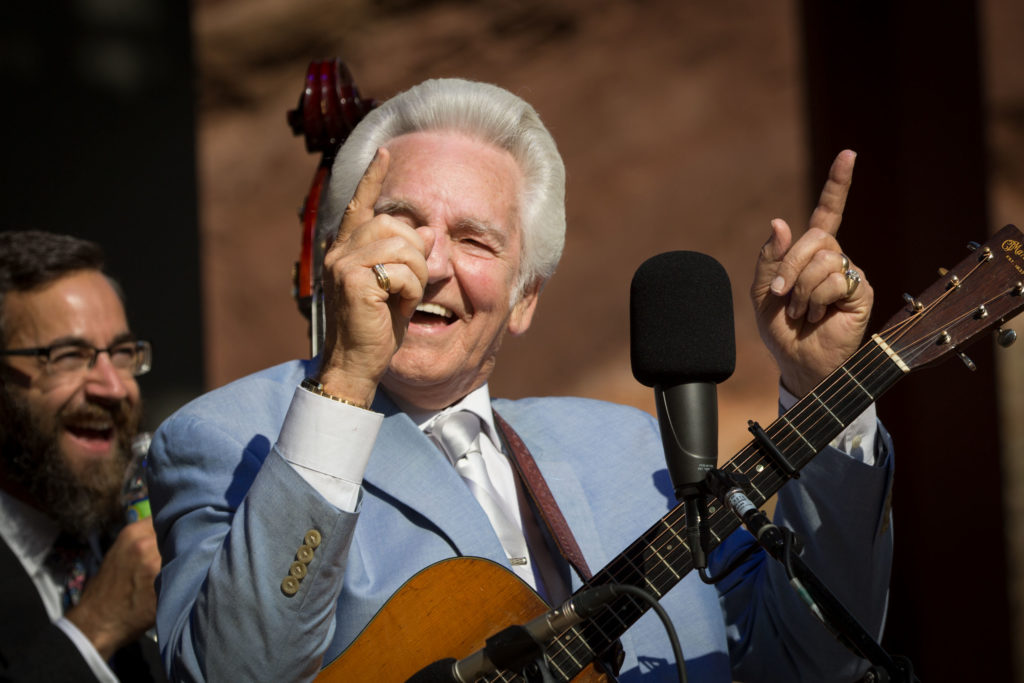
[{"x1": 2, "y1": 0, "x2": 1022, "y2": 680}]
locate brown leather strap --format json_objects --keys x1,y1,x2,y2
[{"x1": 492, "y1": 410, "x2": 593, "y2": 582}]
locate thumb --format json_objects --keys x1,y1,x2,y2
[{"x1": 755, "y1": 218, "x2": 793, "y2": 297}]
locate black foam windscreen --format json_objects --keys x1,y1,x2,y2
[{"x1": 630, "y1": 250, "x2": 736, "y2": 387}]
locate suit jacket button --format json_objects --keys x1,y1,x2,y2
[
  {"x1": 296, "y1": 544, "x2": 314, "y2": 564},
  {"x1": 304, "y1": 529, "x2": 322, "y2": 548},
  {"x1": 289, "y1": 561, "x2": 308, "y2": 580},
  {"x1": 281, "y1": 576, "x2": 300, "y2": 596}
]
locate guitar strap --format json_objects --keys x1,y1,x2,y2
[
  {"x1": 492, "y1": 410, "x2": 592, "y2": 582},
  {"x1": 493, "y1": 410, "x2": 625, "y2": 678}
]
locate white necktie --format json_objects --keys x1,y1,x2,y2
[{"x1": 429, "y1": 411, "x2": 530, "y2": 573}]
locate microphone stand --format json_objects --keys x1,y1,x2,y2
[{"x1": 699, "y1": 467, "x2": 919, "y2": 683}]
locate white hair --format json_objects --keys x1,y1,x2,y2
[{"x1": 317, "y1": 78, "x2": 566, "y2": 299}]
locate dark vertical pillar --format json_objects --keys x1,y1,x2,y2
[
  {"x1": 799, "y1": 2, "x2": 1011, "y2": 681},
  {"x1": 0, "y1": 1, "x2": 203, "y2": 428}
]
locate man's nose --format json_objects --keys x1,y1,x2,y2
[
  {"x1": 418, "y1": 225, "x2": 454, "y2": 282},
  {"x1": 83, "y1": 352, "x2": 131, "y2": 401}
]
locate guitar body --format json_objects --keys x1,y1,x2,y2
[{"x1": 316, "y1": 557, "x2": 607, "y2": 682}]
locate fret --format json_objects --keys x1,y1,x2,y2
[
  {"x1": 779, "y1": 415, "x2": 816, "y2": 452},
  {"x1": 840, "y1": 365, "x2": 874, "y2": 400},
  {"x1": 649, "y1": 545, "x2": 681, "y2": 581},
  {"x1": 559, "y1": 639, "x2": 584, "y2": 669},
  {"x1": 748, "y1": 479, "x2": 768, "y2": 502},
  {"x1": 546, "y1": 654, "x2": 570, "y2": 679},
  {"x1": 809, "y1": 390, "x2": 844, "y2": 427}
]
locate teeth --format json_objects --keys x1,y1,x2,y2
[
  {"x1": 68, "y1": 421, "x2": 113, "y2": 431},
  {"x1": 416, "y1": 302, "x2": 453, "y2": 318}
]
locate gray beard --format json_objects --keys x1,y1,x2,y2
[{"x1": 0, "y1": 385, "x2": 138, "y2": 540}]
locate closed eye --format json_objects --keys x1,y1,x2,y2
[{"x1": 453, "y1": 221, "x2": 506, "y2": 255}]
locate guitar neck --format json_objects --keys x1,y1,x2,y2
[{"x1": 533, "y1": 338, "x2": 908, "y2": 682}]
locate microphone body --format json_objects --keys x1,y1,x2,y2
[
  {"x1": 654, "y1": 382, "x2": 718, "y2": 499},
  {"x1": 630, "y1": 251, "x2": 735, "y2": 498}
]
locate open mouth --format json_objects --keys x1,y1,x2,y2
[
  {"x1": 411, "y1": 302, "x2": 456, "y2": 326},
  {"x1": 63, "y1": 422, "x2": 116, "y2": 450}
]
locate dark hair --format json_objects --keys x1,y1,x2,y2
[{"x1": 0, "y1": 231, "x2": 106, "y2": 344}]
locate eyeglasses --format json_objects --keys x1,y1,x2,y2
[{"x1": 0, "y1": 340, "x2": 152, "y2": 378}]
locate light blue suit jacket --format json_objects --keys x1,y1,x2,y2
[{"x1": 149, "y1": 359, "x2": 893, "y2": 682}]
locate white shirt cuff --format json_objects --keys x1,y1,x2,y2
[
  {"x1": 54, "y1": 618, "x2": 118, "y2": 683},
  {"x1": 277, "y1": 386, "x2": 384, "y2": 511},
  {"x1": 778, "y1": 384, "x2": 878, "y2": 466}
]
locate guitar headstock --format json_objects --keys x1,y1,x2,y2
[{"x1": 879, "y1": 224, "x2": 1024, "y2": 371}]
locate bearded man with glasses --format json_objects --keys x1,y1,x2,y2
[{"x1": 0, "y1": 230, "x2": 164, "y2": 682}]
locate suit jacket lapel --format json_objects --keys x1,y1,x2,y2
[{"x1": 362, "y1": 393, "x2": 508, "y2": 565}]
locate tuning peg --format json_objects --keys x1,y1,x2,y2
[
  {"x1": 997, "y1": 328, "x2": 1018, "y2": 348},
  {"x1": 938, "y1": 267, "x2": 949, "y2": 277},
  {"x1": 957, "y1": 352, "x2": 977, "y2": 371},
  {"x1": 967, "y1": 241, "x2": 980, "y2": 251},
  {"x1": 902, "y1": 293, "x2": 923, "y2": 312}
]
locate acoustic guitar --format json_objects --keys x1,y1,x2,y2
[{"x1": 314, "y1": 226, "x2": 1024, "y2": 682}]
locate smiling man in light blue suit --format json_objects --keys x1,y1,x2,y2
[{"x1": 149, "y1": 79, "x2": 893, "y2": 682}]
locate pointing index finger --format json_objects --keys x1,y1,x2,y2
[
  {"x1": 338, "y1": 147, "x2": 390, "y2": 243},
  {"x1": 807, "y1": 149, "x2": 856, "y2": 237}
]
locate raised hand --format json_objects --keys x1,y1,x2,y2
[
  {"x1": 316, "y1": 148, "x2": 431, "y2": 406},
  {"x1": 751, "y1": 150, "x2": 874, "y2": 397}
]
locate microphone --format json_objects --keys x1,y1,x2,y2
[
  {"x1": 630, "y1": 250, "x2": 735, "y2": 500},
  {"x1": 406, "y1": 585, "x2": 620, "y2": 682}
]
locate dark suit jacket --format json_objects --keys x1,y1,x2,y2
[{"x1": 0, "y1": 535, "x2": 164, "y2": 682}]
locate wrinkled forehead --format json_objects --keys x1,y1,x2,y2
[{"x1": 380, "y1": 130, "x2": 525, "y2": 233}]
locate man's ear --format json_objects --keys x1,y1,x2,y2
[{"x1": 508, "y1": 281, "x2": 541, "y2": 336}]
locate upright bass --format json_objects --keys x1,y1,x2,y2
[{"x1": 287, "y1": 58, "x2": 377, "y2": 355}]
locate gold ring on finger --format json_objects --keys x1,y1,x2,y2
[
  {"x1": 844, "y1": 268, "x2": 861, "y2": 299},
  {"x1": 372, "y1": 263, "x2": 391, "y2": 294},
  {"x1": 839, "y1": 253, "x2": 850, "y2": 271}
]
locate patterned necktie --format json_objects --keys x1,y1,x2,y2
[
  {"x1": 429, "y1": 411, "x2": 531, "y2": 574},
  {"x1": 47, "y1": 533, "x2": 90, "y2": 611}
]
